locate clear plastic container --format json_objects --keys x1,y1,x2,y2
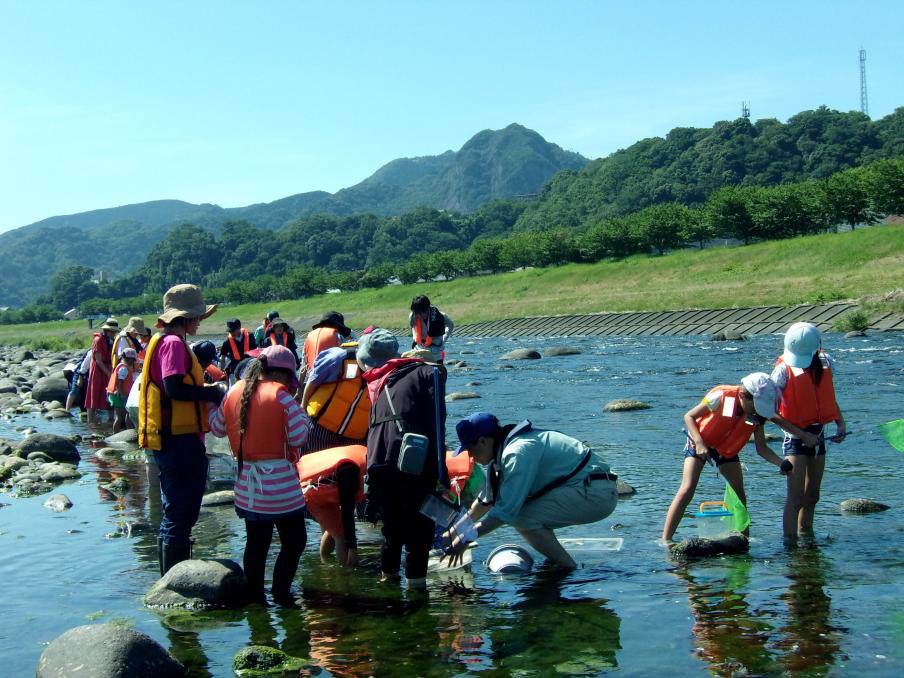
[{"x1": 694, "y1": 501, "x2": 733, "y2": 539}]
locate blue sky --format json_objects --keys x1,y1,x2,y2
[{"x1": 1, "y1": 1, "x2": 902, "y2": 232}]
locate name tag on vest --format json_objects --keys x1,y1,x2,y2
[
  {"x1": 721, "y1": 396, "x2": 736, "y2": 417},
  {"x1": 345, "y1": 363, "x2": 359, "y2": 379}
]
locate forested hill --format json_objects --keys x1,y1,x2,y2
[
  {"x1": 514, "y1": 106, "x2": 904, "y2": 231},
  {"x1": 0, "y1": 124, "x2": 587, "y2": 306}
]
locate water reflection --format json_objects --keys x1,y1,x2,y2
[
  {"x1": 776, "y1": 546, "x2": 842, "y2": 676},
  {"x1": 674, "y1": 558, "x2": 777, "y2": 676}
]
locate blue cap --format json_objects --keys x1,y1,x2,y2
[
  {"x1": 783, "y1": 322, "x2": 822, "y2": 368},
  {"x1": 454, "y1": 412, "x2": 499, "y2": 456}
]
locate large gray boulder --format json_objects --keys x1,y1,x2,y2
[
  {"x1": 36, "y1": 623, "x2": 184, "y2": 677},
  {"x1": 544, "y1": 346, "x2": 582, "y2": 357},
  {"x1": 201, "y1": 490, "x2": 235, "y2": 507},
  {"x1": 501, "y1": 348, "x2": 542, "y2": 360},
  {"x1": 31, "y1": 376, "x2": 70, "y2": 404},
  {"x1": 104, "y1": 429, "x2": 140, "y2": 448},
  {"x1": 17, "y1": 433, "x2": 80, "y2": 463},
  {"x1": 603, "y1": 399, "x2": 651, "y2": 412},
  {"x1": 839, "y1": 498, "x2": 890, "y2": 513},
  {"x1": 145, "y1": 558, "x2": 249, "y2": 609}
]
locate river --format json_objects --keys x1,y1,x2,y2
[{"x1": 1, "y1": 331, "x2": 902, "y2": 676}]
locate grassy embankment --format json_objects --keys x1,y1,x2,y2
[{"x1": 2, "y1": 224, "x2": 902, "y2": 350}]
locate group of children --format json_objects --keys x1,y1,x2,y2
[{"x1": 662, "y1": 322, "x2": 845, "y2": 545}]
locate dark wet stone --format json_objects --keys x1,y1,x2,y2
[
  {"x1": 501, "y1": 348, "x2": 542, "y2": 360},
  {"x1": 670, "y1": 534, "x2": 749, "y2": 559},
  {"x1": 102, "y1": 477, "x2": 131, "y2": 496},
  {"x1": 0, "y1": 379, "x2": 18, "y2": 394},
  {"x1": 36, "y1": 623, "x2": 184, "y2": 677},
  {"x1": 16, "y1": 350, "x2": 35, "y2": 361},
  {"x1": 844, "y1": 330, "x2": 867, "y2": 338},
  {"x1": 201, "y1": 490, "x2": 235, "y2": 506},
  {"x1": 465, "y1": 381, "x2": 482, "y2": 387},
  {"x1": 711, "y1": 330, "x2": 746, "y2": 341},
  {"x1": 839, "y1": 498, "x2": 890, "y2": 513},
  {"x1": 233, "y1": 645, "x2": 308, "y2": 675},
  {"x1": 603, "y1": 399, "x2": 651, "y2": 412},
  {"x1": 17, "y1": 433, "x2": 79, "y2": 463},
  {"x1": 446, "y1": 391, "x2": 481, "y2": 401},
  {"x1": 31, "y1": 376, "x2": 70, "y2": 404},
  {"x1": 495, "y1": 364, "x2": 515, "y2": 370},
  {"x1": 144, "y1": 558, "x2": 249, "y2": 610},
  {"x1": 544, "y1": 346, "x2": 582, "y2": 357},
  {"x1": 616, "y1": 480, "x2": 636, "y2": 496},
  {"x1": 43, "y1": 494, "x2": 73, "y2": 512}
]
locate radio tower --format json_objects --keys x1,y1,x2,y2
[
  {"x1": 741, "y1": 101, "x2": 751, "y2": 119},
  {"x1": 859, "y1": 48, "x2": 869, "y2": 116}
]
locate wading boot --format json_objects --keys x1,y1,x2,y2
[{"x1": 161, "y1": 540, "x2": 191, "y2": 575}]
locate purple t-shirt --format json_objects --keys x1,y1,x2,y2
[{"x1": 150, "y1": 334, "x2": 192, "y2": 388}]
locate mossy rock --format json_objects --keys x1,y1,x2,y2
[
  {"x1": 603, "y1": 399, "x2": 651, "y2": 412},
  {"x1": 670, "y1": 534, "x2": 749, "y2": 559},
  {"x1": 233, "y1": 645, "x2": 309, "y2": 676},
  {"x1": 839, "y1": 498, "x2": 890, "y2": 513}
]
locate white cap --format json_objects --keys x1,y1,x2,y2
[
  {"x1": 741, "y1": 372, "x2": 778, "y2": 418},
  {"x1": 782, "y1": 322, "x2": 821, "y2": 368}
]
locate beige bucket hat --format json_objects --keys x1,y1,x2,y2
[
  {"x1": 156, "y1": 284, "x2": 218, "y2": 326},
  {"x1": 124, "y1": 316, "x2": 147, "y2": 335},
  {"x1": 100, "y1": 317, "x2": 120, "y2": 331}
]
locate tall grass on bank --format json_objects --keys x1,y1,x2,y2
[{"x1": 1, "y1": 224, "x2": 901, "y2": 348}]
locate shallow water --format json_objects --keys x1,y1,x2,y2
[{"x1": 2, "y1": 332, "x2": 902, "y2": 676}]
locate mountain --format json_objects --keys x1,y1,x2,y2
[{"x1": 0, "y1": 124, "x2": 587, "y2": 306}]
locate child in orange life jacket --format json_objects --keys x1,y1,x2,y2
[
  {"x1": 662, "y1": 373, "x2": 818, "y2": 542},
  {"x1": 107, "y1": 347, "x2": 138, "y2": 433},
  {"x1": 771, "y1": 322, "x2": 845, "y2": 545},
  {"x1": 192, "y1": 340, "x2": 228, "y2": 386},
  {"x1": 208, "y1": 345, "x2": 313, "y2": 605}
]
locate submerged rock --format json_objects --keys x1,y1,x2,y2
[
  {"x1": 711, "y1": 330, "x2": 746, "y2": 341},
  {"x1": 145, "y1": 558, "x2": 249, "y2": 609},
  {"x1": 844, "y1": 330, "x2": 867, "y2": 338},
  {"x1": 446, "y1": 391, "x2": 481, "y2": 402},
  {"x1": 544, "y1": 346, "x2": 582, "y2": 357},
  {"x1": 616, "y1": 480, "x2": 636, "y2": 496},
  {"x1": 603, "y1": 399, "x2": 651, "y2": 412},
  {"x1": 43, "y1": 494, "x2": 74, "y2": 512},
  {"x1": 233, "y1": 645, "x2": 309, "y2": 675},
  {"x1": 839, "y1": 498, "x2": 890, "y2": 513},
  {"x1": 500, "y1": 348, "x2": 541, "y2": 360},
  {"x1": 104, "y1": 429, "x2": 139, "y2": 447},
  {"x1": 670, "y1": 534, "x2": 749, "y2": 559},
  {"x1": 201, "y1": 490, "x2": 235, "y2": 507},
  {"x1": 36, "y1": 623, "x2": 184, "y2": 677}
]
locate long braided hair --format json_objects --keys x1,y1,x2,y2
[{"x1": 236, "y1": 356, "x2": 266, "y2": 475}]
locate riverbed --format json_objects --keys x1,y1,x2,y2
[{"x1": 1, "y1": 332, "x2": 902, "y2": 676}]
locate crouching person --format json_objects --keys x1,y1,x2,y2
[{"x1": 445, "y1": 413, "x2": 618, "y2": 570}]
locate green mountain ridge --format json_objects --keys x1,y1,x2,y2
[{"x1": 0, "y1": 123, "x2": 587, "y2": 306}]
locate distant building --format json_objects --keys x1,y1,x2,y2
[{"x1": 63, "y1": 308, "x2": 79, "y2": 320}]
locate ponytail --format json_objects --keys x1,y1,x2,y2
[
  {"x1": 236, "y1": 357, "x2": 265, "y2": 474},
  {"x1": 808, "y1": 351, "x2": 824, "y2": 386}
]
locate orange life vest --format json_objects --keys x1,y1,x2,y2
[
  {"x1": 696, "y1": 385, "x2": 758, "y2": 458},
  {"x1": 444, "y1": 448, "x2": 475, "y2": 499},
  {"x1": 226, "y1": 329, "x2": 251, "y2": 361},
  {"x1": 224, "y1": 380, "x2": 291, "y2": 461},
  {"x1": 776, "y1": 353, "x2": 840, "y2": 428},
  {"x1": 305, "y1": 346, "x2": 370, "y2": 440},
  {"x1": 304, "y1": 327, "x2": 341, "y2": 370},
  {"x1": 269, "y1": 331, "x2": 289, "y2": 347},
  {"x1": 296, "y1": 444, "x2": 367, "y2": 504},
  {"x1": 106, "y1": 362, "x2": 135, "y2": 396},
  {"x1": 205, "y1": 364, "x2": 227, "y2": 383}
]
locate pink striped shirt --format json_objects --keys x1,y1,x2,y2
[{"x1": 208, "y1": 382, "x2": 312, "y2": 515}]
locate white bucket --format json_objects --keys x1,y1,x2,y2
[{"x1": 485, "y1": 544, "x2": 534, "y2": 574}]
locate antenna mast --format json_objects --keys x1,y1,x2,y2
[
  {"x1": 859, "y1": 48, "x2": 869, "y2": 116},
  {"x1": 741, "y1": 101, "x2": 751, "y2": 119}
]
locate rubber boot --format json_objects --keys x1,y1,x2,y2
[
  {"x1": 157, "y1": 536, "x2": 165, "y2": 577},
  {"x1": 161, "y1": 540, "x2": 191, "y2": 575}
]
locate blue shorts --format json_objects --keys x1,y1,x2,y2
[
  {"x1": 684, "y1": 443, "x2": 739, "y2": 467},
  {"x1": 783, "y1": 424, "x2": 826, "y2": 457}
]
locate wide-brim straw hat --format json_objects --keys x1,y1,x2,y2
[
  {"x1": 157, "y1": 284, "x2": 218, "y2": 326},
  {"x1": 124, "y1": 316, "x2": 147, "y2": 335},
  {"x1": 100, "y1": 318, "x2": 120, "y2": 331}
]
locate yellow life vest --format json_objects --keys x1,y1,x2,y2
[
  {"x1": 306, "y1": 346, "x2": 370, "y2": 440},
  {"x1": 138, "y1": 332, "x2": 209, "y2": 450}
]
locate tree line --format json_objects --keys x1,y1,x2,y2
[{"x1": 2, "y1": 155, "x2": 899, "y2": 326}]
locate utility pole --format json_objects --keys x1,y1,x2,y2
[{"x1": 859, "y1": 48, "x2": 869, "y2": 116}]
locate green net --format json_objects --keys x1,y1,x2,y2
[
  {"x1": 723, "y1": 483, "x2": 751, "y2": 532},
  {"x1": 878, "y1": 419, "x2": 904, "y2": 452}
]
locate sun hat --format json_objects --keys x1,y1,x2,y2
[
  {"x1": 402, "y1": 348, "x2": 438, "y2": 363},
  {"x1": 157, "y1": 284, "x2": 218, "y2": 326},
  {"x1": 269, "y1": 316, "x2": 288, "y2": 329},
  {"x1": 100, "y1": 317, "x2": 120, "y2": 331},
  {"x1": 312, "y1": 311, "x2": 351, "y2": 337},
  {"x1": 454, "y1": 412, "x2": 499, "y2": 456},
  {"x1": 356, "y1": 328, "x2": 399, "y2": 369},
  {"x1": 121, "y1": 347, "x2": 138, "y2": 360},
  {"x1": 259, "y1": 345, "x2": 301, "y2": 389},
  {"x1": 124, "y1": 317, "x2": 146, "y2": 335},
  {"x1": 740, "y1": 372, "x2": 778, "y2": 419},
  {"x1": 782, "y1": 322, "x2": 822, "y2": 368}
]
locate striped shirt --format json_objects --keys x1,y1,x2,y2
[{"x1": 209, "y1": 383, "x2": 312, "y2": 516}]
